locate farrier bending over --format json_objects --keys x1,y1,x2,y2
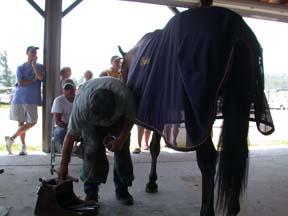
[{"x1": 58, "y1": 77, "x2": 136, "y2": 206}]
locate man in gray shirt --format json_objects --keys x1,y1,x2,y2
[{"x1": 58, "y1": 77, "x2": 136, "y2": 207}]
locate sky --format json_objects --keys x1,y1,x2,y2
[{"x1": 0, "y1": 0, "x2": 287, "y2": 80}]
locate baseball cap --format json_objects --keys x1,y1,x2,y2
[
  {"x1": 62, "y1": 79, "x2": 76, "y2": 89},
  {"x1": 26, "y1": 46, "x2": 39, "y2": 54},
  {"x1": 110, "y1": 55, "x2": 122, "y2": 63}
]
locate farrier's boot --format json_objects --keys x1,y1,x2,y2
[{"x1": 84, "y1": 183, "x2": 99, "y2": 205}]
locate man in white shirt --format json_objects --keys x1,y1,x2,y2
[{"x1": 51, "y1": 79, "x2": 76, "y2": 152}]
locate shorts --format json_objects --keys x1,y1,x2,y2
[{"x1": 9, "y1": 104, "x2": 38, "y2": 123}]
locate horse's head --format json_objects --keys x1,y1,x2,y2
[
  {"x1": 118, "y1": 30, "x2": 161, "y2": 84},
  {"x1": 118, "y1": 41, "x2": 143, "y2": 84}
]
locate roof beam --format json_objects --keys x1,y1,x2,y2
[
  {"x1": 120, "y1": 0, "x2": 200, "y2": 8},
  {"x1": 168, "y1": 6, "x2": 181, "y2": 14},
  {"x1": 62, "y1": 0, "x2": 83, "y2": 17},
  {"x1": 214, "y1": 0, "x2": 288, "y2": 23},
  {"x1": 26, "y1": 0, "x2": 45, "y2": 18},
  {"x1": 119, "y1": 0, "x2": 288, "y2": 23}
]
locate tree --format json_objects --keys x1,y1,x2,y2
[{"x1": 0, "y1": 51, "x2": 15, "y2": 87}]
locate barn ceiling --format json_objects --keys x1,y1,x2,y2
[{"x1": 120, "y1": 0, "x2": 288, "y2": 23}]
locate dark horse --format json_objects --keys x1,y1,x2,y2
[{"x1": 120, "y1": 6, "x2": 274, "y2": 216}]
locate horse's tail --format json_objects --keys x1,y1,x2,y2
[{"x1": 216, "y1": 42, "x2": 251, "y2": 213}]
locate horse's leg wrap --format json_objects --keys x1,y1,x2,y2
[
  {"x1": 146, "y1": 132, "x2": 161, "y2": 193},
  {"x1": 196, "y1": 138, "x2": 217, "y2": 216}
]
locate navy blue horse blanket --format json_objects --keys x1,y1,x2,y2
[{"x1": 126, "y1": 7, "x2": 274, "y2": 151}]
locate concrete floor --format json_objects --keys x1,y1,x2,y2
[{"x1": 0, "y1": 147, "x2": 288, "y2": 216}]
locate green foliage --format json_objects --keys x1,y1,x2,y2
[
  {"x1": 0, "y1": 144, "x2": 42, "y2": 152},
  {"x1": 0, "y1": 51, "x2": 15, "y2": 87}
]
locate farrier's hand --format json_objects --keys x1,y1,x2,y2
[
  {"x1": 74, "y1": 135, "x2": 82, "y2": 142},
  {"x1": 107, "y1": 138, "x2": 124, "y2": 152},
  {"x1": 58, "y1": 164, "x2": 68, "y2": 180}
]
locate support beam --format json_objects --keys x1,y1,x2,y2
[
  {"x1": 42, "y1": 0, "x2": 63, "y2": 152},
  {"x1": 26, "y1": 0, "x2": 84, "y2": 152}
]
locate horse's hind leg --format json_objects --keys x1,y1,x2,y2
[
  {"x1": 196, "y1": 137, "x2": 217, "y2": 216},
  {"x1": 146, "y1": 132, "x2": 161, "y2": 193}
]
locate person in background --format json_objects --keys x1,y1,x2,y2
[
  {"x1": 84, "y1": 70, "x2": 93, "y2": 82},
  {"x1": 51, "y1": 79, "x2": 76, "y2": 153},
  {"x1": 78, "y1": 70, "x2": 94, "y2": 90},
  {"x1": 133, "y1": 127, "x2": 151, "y2": 154},
  {"x1": 164, "y1": 124, "x2": 180, "y2": 147},
  {"x1": 58, "y1": 77, "x2": 136, "y2": 207},
  {"x1": 60, "y1": 66, "x2": 72, "y2": 80},
  {"x1": 59, "y1": 66, "x2": 73, "y2": 94},
  {"x1": 60, "y1": 66, "x2": 72, "y2": 84},
  {"x1": 5, "y1": 46, "x2": 45, "y2": 155},
  {"x1": 99, "y1": 55, "x2": 122, "y2": 79}
]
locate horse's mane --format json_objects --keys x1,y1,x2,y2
[
  {"x1": 126, "y1": 30, "x2": 162, "y2": 62},
  {"x1": 136, "y1": 30, "x2": 161, "y2": 49}
]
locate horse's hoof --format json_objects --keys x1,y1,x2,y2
[{"x1": 145, "y1": 182, "x2": 158, "y2": 193}]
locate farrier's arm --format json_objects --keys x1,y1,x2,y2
[
  {"x1": 109, "y1": 118, "x2": 134, "y2": 152},
  {"x1": 58, "y1": 133, "x2": 79, "y2": 179}
]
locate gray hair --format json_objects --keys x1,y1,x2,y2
[{"x1": 89, "y1": 89, "x2": 116, "y2": 120}]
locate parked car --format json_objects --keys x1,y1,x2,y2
[
  {"x1": 0, "y1": 87, "x2": 13, "y2": 104},
  {"x1": 266, "y1": 89, "x2": 288, "y2": 110}
]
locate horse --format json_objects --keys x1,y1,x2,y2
[{"x1": 120, "y1": 6, "x2": 274, "y2": 216}]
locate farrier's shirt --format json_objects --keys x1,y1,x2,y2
[{"x1": 68, "y1": 77, "x2": 136, "y2": 136}]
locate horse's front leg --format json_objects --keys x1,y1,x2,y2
[
  {"x1": 196, "y1": 137, "x2": 217, "y2": 216},
  {"x1": 145, "y1": 132, "x2": 161, "y2": 193}
]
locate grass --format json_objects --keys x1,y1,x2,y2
[
  {"x1": 0, "y1": 144, "x2": 42, "y2": 152},
  {"x1": 249, "y1": 140, "x2": 288, "y2": 149},
  {"x1": 249, "y1": 140, "x2": 288, "y2": 146},
  {"x1": 0, "y1": 103, "x2": 11, "y2": 109}
]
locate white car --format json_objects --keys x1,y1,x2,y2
[{"x1": 0, "y1": 87, "x2": 13, "y2": 104}]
